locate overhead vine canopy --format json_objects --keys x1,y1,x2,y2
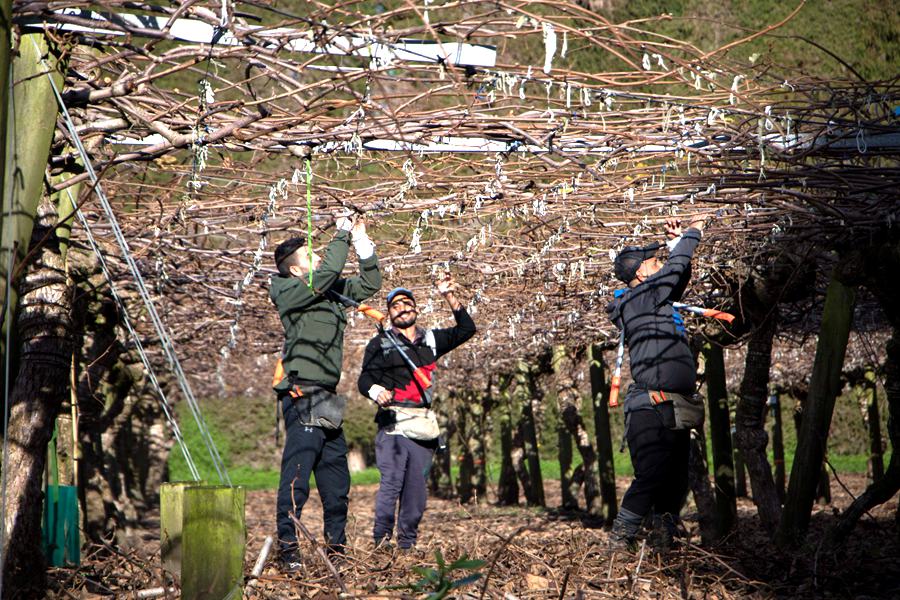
[{"x1": 19, "y1": 0, "x2": 900, "y2": 393}]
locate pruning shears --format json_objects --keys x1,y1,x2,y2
[{"x1": 325, "y1": 289, "x2": 433, "y2": 391}]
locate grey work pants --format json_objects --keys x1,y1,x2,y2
[{"x1": 373, "y1": 429, "x2": 436, "y2": 548}]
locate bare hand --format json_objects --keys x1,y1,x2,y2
[
  {"x1": 664, "y1": 217, "x2": 682, "y2": 239},
  {"x1": 687, "y1": 216, "x2": 707, "y2": 231},
  {"x1": 376, "y1": 389, "x2": 393, "y2": 407}
]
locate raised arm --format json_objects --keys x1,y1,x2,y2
[
  {"x1": 430, "y1": 276, "x2": 476, "y2": 357},
  {"x1": 644, "y1": 218, "x2": 704, "y2": 304},
  {"x1": 336, "y1": 219, "x2": 382, "y2": 302}
]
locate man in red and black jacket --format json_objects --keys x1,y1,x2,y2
[{"x1": 358, "y1": 276, "x2": 476, "y2": 550}]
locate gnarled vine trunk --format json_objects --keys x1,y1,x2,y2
[
  {"x1": 734, "y1": 315, "x2": 782, "y2": 533},
  {"x1": 1, "y1": 197, "x2": 74, "y2": 597}
]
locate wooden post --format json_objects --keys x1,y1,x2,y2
[
  {"x1": 515, "y1": 361, "x2": 545, "y2": 507},
  {"x1": 778, "y1": 274, "x2": 856, "y2": 546},
  {"x1": 588, "y1": 345, "x2": 617, "y2": 523},
  {"x1": 0, "y1": 37, "x2": 69, "y2": 591},
  {"x1": 768, "y1": 394, "x2": 785, "y2": 502},
  {"x1": 1, "y1": 34, "x2": 62, "y2": 340},
  {"x1": 733, "y1": 441, "x2": 748, "y2": 497},
  {"x1": 0, "y1": 0, "x2": 11, "y2": 230},
  {"x1": 702, "y1": 342, "x2": 736, "y2": 536},
  {"x1": 864, "y1": 370, "x2": 884, "y2": 482},
  {"x1": 160, "y1": 482, "x2": 200, "y2": 577},
  {"x1": 181, "y1": 485, "x2": 246, "y2": 600},
  {"x1": 496, "y1": 377, "x2": 519, "y2": 506}
]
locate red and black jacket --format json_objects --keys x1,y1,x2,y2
[{"x1": 357, "y1": 307, "x2": 476, "y2": 408}]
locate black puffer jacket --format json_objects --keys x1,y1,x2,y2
[{"x1": 606, "y1": 229, "x2": 701, "y2": 408}]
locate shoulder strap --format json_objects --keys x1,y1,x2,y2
[{"x1": 424, "y1": 329, "x2": 437, "y2": 356}]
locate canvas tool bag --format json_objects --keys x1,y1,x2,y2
[
  {"x1": 649, "y1": 389, "x2": 705, "y2": 430},
  {"x1": 390, "y1": 406, "x2": 441, "y2": 441},
  {"x1": 291, "y1": 384, "x2": 346, "y2": 430}
]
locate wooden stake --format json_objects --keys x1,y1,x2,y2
[
  {"x1": 181, "y1": 485, "x2": 246, "y2": 600},
  {"x1": 702, "y1": 342, "x2": 736, "y2": 537},
  {"x1": 864, "y1": 370, "x2": 884, "y2": 482},
  {"x1": 768, "y1": 394, "x2": 785, "y2": 502},
  {"x1": 160, "y1": 481, "x2": 199, "y2": 577},
  {"x1": 778, "y1": 273, "x2": 856, "y2": 546},
  {"x1": 589, "y1": 345, "x2": 618, "y2": 524}
]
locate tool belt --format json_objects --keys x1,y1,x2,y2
[
  {"x1": 379, "y1": 406, "x2": 441, "y2": 441},
  {"x1": 282, "y1": 382, "x2": 346, "y2": 430},
  {"x1": 648, "y1": 389, "x2": 705, "y2": 431}
]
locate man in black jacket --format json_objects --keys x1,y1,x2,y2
[
  {"x1": 358, "y1": 276, "x2": 476, "y2": 550},
  {"x1": 605, "y1": 216, "x2": 706, "y2": 549}
]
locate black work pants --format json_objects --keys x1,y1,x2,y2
[
  {"x1": 620, "y1": 407, "x2": 690, "y2": 519},
  {"x1": 276, "y1": 395, "x2": 350, "y2": 554}
]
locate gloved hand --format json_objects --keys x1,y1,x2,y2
[
  {"x1": 351, "y1": 217, "x2": 375, "y2": 259},
  {"x1": 336, "y1": 215, "x2": 353, "y2": 232}
]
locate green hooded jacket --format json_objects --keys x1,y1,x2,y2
[{"x1": 269, "y1": 230, "x2": 382, "y2": 389}]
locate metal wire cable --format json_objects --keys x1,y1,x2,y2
[
  {"x1": 63, "y1": 186, "x2": 201, "y2": 481},
  {"x1": 34, "y1": 38, "x2": 230, "y2": 485}
]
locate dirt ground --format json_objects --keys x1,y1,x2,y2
[{"x1": 50, "y1": 474, "x2": 899, "y2": 599}]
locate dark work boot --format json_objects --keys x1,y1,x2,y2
[
  {"x1": 279, "y1": 548, "x2": 304, "y2": 574},
  {"x1": 649, "y1": 512, "x2": 683, "y2": 552},
  {"x1": 609, "y1": 508, "x2": 643, "y2": 551}
]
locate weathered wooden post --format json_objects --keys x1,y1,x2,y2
[
  {"x1": 181, "y1": 485, "x2": 246, "y2": 600},
  {"x1": 0, "y1": 35, "x2": 71, "y2": 591},
  {"x1": 496, "y1": 375, "x2": 519, "y2": 506},
  {"x1": 515, "y1": 361, "x2": 545, "y2": 507},
  {"x1": 863, "y1": 370, "x2": 884, "y2": 482},
  {"x1": 589, "y1": 345, "x2": 617, "y2": 523},
  {"x1": 0, "y1": 0, "x2": 10, "y2": 263},
  {"x1": 733, "y1": 429, "x2": 748, "y2": 498},
  {"x1": 160, "y1": 482, "x2": 199, "y2": 577},
  {"x1": 702, "y1": 342, "x2": 736, "y2": 537},
  {"x1": 778, "y1": 273, "x2": 856, "y2": 546},
  {"x1": 768, "y1": 394, "x2": 785, "y2": 502}
]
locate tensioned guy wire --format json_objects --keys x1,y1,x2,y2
[
  {"x1": 63, "y1": 185, "x2": 201, "y2": 481},
  {"x1": 33, "y1": 38, "x2": 230, "y2": 485}
]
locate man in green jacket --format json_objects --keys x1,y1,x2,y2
[{"x1": 270, "y1": 215, "x2": 381, "y2": 571}]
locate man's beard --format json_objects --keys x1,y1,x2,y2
[{"x1": 391, "y1": 311, "x2": 418, "y2": 329}]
